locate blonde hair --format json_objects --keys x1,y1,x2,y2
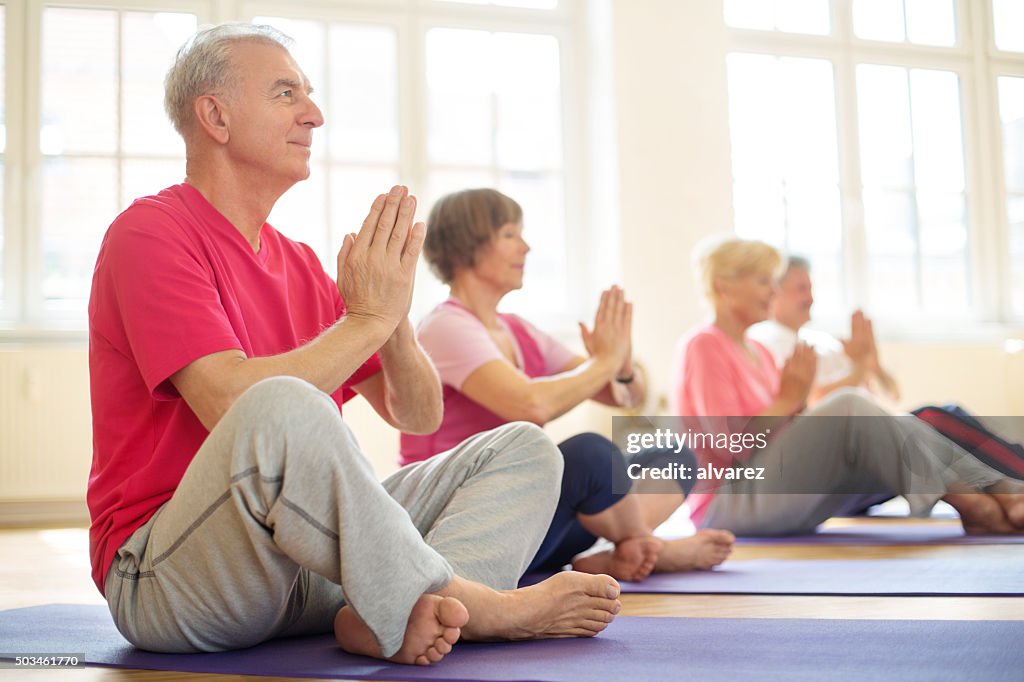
[{"x1": 694, "y1": 236, "x2": 782, "y2": 306}]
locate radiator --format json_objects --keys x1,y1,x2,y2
[{"x1": 0, "y1": 349, "x2": 92, "y2": 508}]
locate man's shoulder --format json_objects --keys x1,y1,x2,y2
[{"x1": 108, "y1": 184, "x2": 200, "y2": 240}]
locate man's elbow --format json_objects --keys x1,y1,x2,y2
[{"x1": 400, "y1": 404, "x2": 443, "y2": 435}]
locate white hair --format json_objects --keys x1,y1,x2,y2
[{"x1": 164, "y1": 23, "x2": 294, "y2": 136}]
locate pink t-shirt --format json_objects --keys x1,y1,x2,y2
[
  {"x1": 399, "y1": 299, "x2": 576, "y2": 465},
  {"x1": 87, "y1": 183, "x2": 381, "y2": 593},
  {"x1": 670, "y1": 323, "x2": 780, "y2": 524}
]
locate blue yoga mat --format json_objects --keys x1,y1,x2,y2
[
  {"x1": 736, "y1": 522, "x2": 1024, "y2": 546},
  {"x1": 611, "y1": 557, "x2": 1024, "y2": 596},
  {"x1": 1, "y1": 604, "x2": 1022, "y2": 681}
]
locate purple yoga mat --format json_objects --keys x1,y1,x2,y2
[
  {"x1": 610, "y1": 557, "x2": 1024, "y2": 596},
  {"x1": 1, "y1": 604, "x2": 1022, "y2": 681},
  {"x1": 735, "y1": 522, "x2": 1024, "y2": 546}
]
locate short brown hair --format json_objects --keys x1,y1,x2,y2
[{"x1": 424, "y1": 189, "x2": 523, "y2": 284}]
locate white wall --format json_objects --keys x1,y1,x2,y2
[{"x1": 613, "y1": 0, "x2": 735, "y2": 405}]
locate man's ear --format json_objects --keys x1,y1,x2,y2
[{"x1": 193, "y1": 95, "x2": 230, "y2": 145}]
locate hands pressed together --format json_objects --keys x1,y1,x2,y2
[
  {"x1": 777, "y1": 342, "x2": 817, "y2": 414},
  {"x1": 579, "y1": 285, "x2": 634, "y2": 380},
  {"x1": 337, "y1": 186, "x2": 424, "y2": 340}
]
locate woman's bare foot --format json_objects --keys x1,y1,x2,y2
[
  {"x1": 945, "y1": 492, "x2": 1018, "y2": 534},
  {"x1": 654, "y1": 529, "x2": 735, "y2": 572},
  {"x1": 986, "y1": 480, "x2": 1024, "y2": 529},
  {"x1": 572, "y1": 536, "x2": 663, "y2": 581},
  {"x1": 441, "y1": 571, "x2": 620, "y2": 641},
  {"x1": 334, "y1": 594, "x2": 468, "y2": 666}
]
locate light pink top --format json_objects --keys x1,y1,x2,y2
[
  {"x1": 399, "y1": 299, "x2": 576, "y2": 465},
  {"x1": 670, "y1": 323, "x2": 781, "y2": 524}
]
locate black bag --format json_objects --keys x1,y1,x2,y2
[{"x1": 912, "y1": 404, "x2": 1024, "y2": 481}]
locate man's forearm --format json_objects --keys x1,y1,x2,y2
[
  {"x1": 377, "y1": 320, "x2": 444, "y2": 434},
  {"x1": 173, "y1": 314, "x2": 394, "y2": 431}
]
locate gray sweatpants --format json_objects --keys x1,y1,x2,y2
[
  {"x1": 104, "y1": 377, "x2": 561, "y2": 657},
  {"x1": 699, "y1": 389, "x2": 1007, "y2": 535}
]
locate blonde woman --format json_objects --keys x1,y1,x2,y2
[{"x1": 671, "y1": 237, "x2": 1024, "y2": 536}]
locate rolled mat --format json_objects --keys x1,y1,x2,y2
[{"x1": 1, "y1": 604, "x2": 1022, "y2": 681}]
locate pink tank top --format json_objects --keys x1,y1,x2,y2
[{"x1": 400, "y1": 300, "x2": 548, "y2": 464}]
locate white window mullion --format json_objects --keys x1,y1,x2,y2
[
  {"x1": 1, "y1": 1, "x2": 27, "y2": 326},
  {"x1": 21, "y1": 0, "x2": 43, "y2": 327},
  {"x1": 962, "y1": 0, "x2": 1003, "y2": 322}
]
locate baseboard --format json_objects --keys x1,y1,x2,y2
[{"x1": 0, "y1": 499, "x2": 89, "y2": 528}]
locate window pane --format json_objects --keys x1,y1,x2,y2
[
  {"x1": 426, "y1": 169, "x2": 497, "y2": 211},
  {"x1": 733, "y1": 181, "x2": 786, "y2": 244},
  {"x1": 427, "y1": 29, "x2": 494, "y2": 165},
  {"x1": 993, "y1": 0, "x2": 1024, "y2": 53},
  {"x1": 328, "y1": 25, "x2": 399, "y2": 163},
  {"x1": 775, "y1": 0, "x2": 830, "y2": 35},
  {"x1": 904, "y1": 0, "x2": 956, "y2": 46},
  {"x1": 427, "y1": 28, "x2": 563, "y2": 170},
  {"x1": 494, "y1": 33, "x2": 561, "y2": 170},
  {"x1": 121, "y1": 159, "x2": 184, "y2": 212},
  {"x1": 863, "y1": 188, "x2": 917, "y2": 311},
  {"x1": 267, "y1": 167, "x2": 328, "y2": 262},
  {"x1": 918, "y1": 191, "x2": 968, "y2": 312},
  {"x1": 42, "y1": 8, "x2": 117, "y2": 155},
  {"x1": 853, "y1": 0, "x2": 906, "y2": 42},
  {"x1": 498, "y1": 172, "x2": 568, "y2": 315},
  {"x1": 0, "y1": 3, "x2": 5, "y2": 154},
  {"x1": 122, "y1": 12, "x2": 196, "y2": 155},
  {"x1": 858, "y1": 65, "x2": 913, "y2": 188},
  {"x1": 1010, "y1": 194, "x2": 1024, "y2": 317},
  {"x1": 329, "y1": 166, "x2": 400, "y2": 258},
  {"x1": 727, "y1": 53, "x2": 841, "y2": 276},
  {"x1": 999, "y1": 77, "x2": 1024, "y2": 316},
  {"x1": 725, "y1": 0, "x2": 829, "y2": 34},
  {"x1": 999, "y1": 76, "x2": 1024, "y2": 191},
  {"x1": 41, "y1": 159, "x2": 118, "y2": 310},
  {"x1": 910, "y1": 69, "x2": 964, "y2": 192}
]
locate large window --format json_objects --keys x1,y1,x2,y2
[
  {"x1": 0, "y1": 0, "x2": 586, "y2": 331},
  {"x1": 724, "y1": 0, "x2": 1024, "y2": 327}
]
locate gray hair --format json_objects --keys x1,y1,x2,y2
[
  {"x1": 164, "y1": 23, "x2": 294, "y2": 136},
  {"x1": 781, "y1": 254, "x2": 812, "y2": 277}
]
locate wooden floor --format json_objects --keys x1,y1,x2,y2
[{"x1": 2, "y1": 518, "x2": 1022, "y2": 681}]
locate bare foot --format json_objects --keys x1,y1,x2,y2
[
  {"x1": 986, "y1": 480, "x2": 1024, "y2": 529},
  {"x1": 442, "y1": 571, "x2": 620, "y2": 642},
  {"x1": 654, "y1": 529, "x2": 735, "y2": 572},
  {"x1": 945, "y1": 493, "x2": 1018, "y2": 534},
  {"x1": 572, "y1": 536, "x2": 663, "y2": 581},
  {"x1": 334, "y1": 594, "x2": 468, "y2": 666}
]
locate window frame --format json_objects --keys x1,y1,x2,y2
[
  {"x1": 724, "y1": 0, "x2": 1024, "y2": 333},
  {"x1": 1, "y1": 0, "x2": 599, "y2": 338}
]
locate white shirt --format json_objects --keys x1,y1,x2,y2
[{"x1": 748, "y1": 319, "x2": 853, "y2": 387}]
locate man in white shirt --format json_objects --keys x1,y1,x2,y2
[{"x1": 749, "y1": 256, "x2": 900, "y2": 406}]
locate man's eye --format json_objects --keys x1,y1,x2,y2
[{"x1": 279, "y1": 89, "x2": 293, "y2": 98}]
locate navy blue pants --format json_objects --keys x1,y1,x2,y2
[{"x1": 526, "y1": 432, "x2": 697, "y2": 573}]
